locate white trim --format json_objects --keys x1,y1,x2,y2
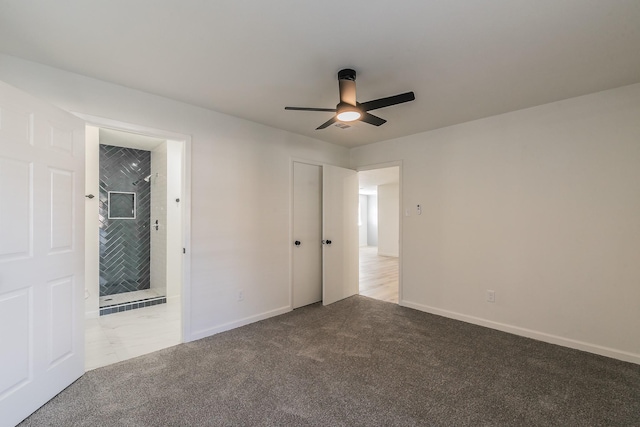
[
  {"x1": 188, "y1": 306, "x2": 291, "y2": 342},
  {"x1": 290, "y1": 156, "x2": 325, "y2": 167},
  {"x1": 107, "y1": 191, "x2": 136, "y2": 219},
  {"x1": 288, "y1": 158, "x2": 295, "y2": 310},
  {"x1": 73, "y1": 113, "x2": 189, "y2": 141},
  {"x1": 176, "y1": 137, "x2": 192, "y2": 342},
  {"x1": 356, "y1": 160, "x2": 403, "y2": 172},
  {"x1": 400, "y1": 299, "x2": 640, "y2": 365},
  {"x1": 77, "y1": 113, "x2": 192, "y2": 344}
]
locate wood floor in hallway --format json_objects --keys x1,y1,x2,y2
[{"x1": 359, "y1": 246, "x2": 399, "y2": 303}]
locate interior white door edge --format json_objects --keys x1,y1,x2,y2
[
  {"x1": 322, "y1": 164, "x2": 359, "y2": 305},
  {"x1": 0, "y1": 80, "x2": 85, "y2": 426}
]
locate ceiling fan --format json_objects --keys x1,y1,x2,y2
[{"x1": 285, "y1": 69, "x2": 415, "y2": 130}]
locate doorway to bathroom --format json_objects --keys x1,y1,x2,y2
[
  {"x1": 94, "y1": 129, "x2": 174, "y2": 313},
  {"x1": 83, "y1": 122, "x2": 189, "y2": 370}
]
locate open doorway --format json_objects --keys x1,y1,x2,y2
[
  {"x1": 358, "y1": 166, "x2": 400, "y2": 303},
  {"x1": 83, "y1": 123, "x2": 188, "y2": 370}
]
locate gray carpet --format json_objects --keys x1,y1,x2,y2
[{"x1": 20, "y1": 296, "x2": 640, "y2": 426}]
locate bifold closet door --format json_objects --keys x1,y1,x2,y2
[
  {"x1": 292, "y1": 162, "x2": 322, "y2": 308},
  {"x1": 322, "y1": 164, "x2": 359, "y2": 306}
]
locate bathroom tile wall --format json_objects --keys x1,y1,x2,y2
[{"x1": 99, "y1": 144, "x2": 151, "y2": 296}]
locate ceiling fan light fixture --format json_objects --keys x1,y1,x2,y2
[
  {"x1": 284, "y1": 68, "x2": 415, "y2": 130},
  {"x1": 336, "y1": 105, "x2": 361, "y2": 122}
]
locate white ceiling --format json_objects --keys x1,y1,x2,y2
[{"x1": 1, "y1": 1, "x2": 639, "y2": 148}]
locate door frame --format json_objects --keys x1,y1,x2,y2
[
  {"x1": 75, "y1": 112, "x2": 192, "y2": 341},
  {"x1": 356, "y1": 160, "x2": 403, "y2": 304}
]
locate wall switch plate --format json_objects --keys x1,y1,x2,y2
[
  {"x1": 486, "y1": 290, "x2": 495, "y2": 303},
  {"x1": 238, "y1": 290, "x2": 244, "y2": 302}
]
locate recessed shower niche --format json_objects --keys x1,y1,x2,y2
[
  {"x1": 108, "y1": 191, "x2": 136, "y2": 219},
  {"x1": 98, "y1": 143, "x2": 167, "y2": 315}
]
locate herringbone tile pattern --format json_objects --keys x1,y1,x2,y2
[{"x1": 99, "y1": 144, "x2": 151, "y2": 296}]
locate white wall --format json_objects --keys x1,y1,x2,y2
[
  {"x1": 377, "y1": 183, "x2": 399, "y2": 257},
  {"x1": 150, "y1": 142, "x2": 168, "y2": 296},
  {"x1": 351, "y1": 83, "x2": 640, "y2": 364},
  {"x1": 0, "y1": 54, "x2": 350, "y2": 341},
  {"x1": 84, "y1": 126, "x2": 100, "y2": 317},
  {"x1": 358, "y1": 194, "x2": 368, "y2": 246},
  {"x1": 367, "y1": 195, "x2": 378, "y2": 246}
]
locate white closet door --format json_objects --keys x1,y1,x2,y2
[
  {"x1": 322, "y1": 164, "x2": 358, "y2": 305},
  {"x1": 292, "y1": 162, "x2": 323, "y2": 308},
  {"x1": 0, "y1": 80, "x2": 85, "y2": 426}
]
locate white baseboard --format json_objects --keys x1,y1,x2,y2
[
  {"x1": 187, "y1": 305, "x2": 291, "y2": 342},
  {"x1": 400, "y1": 299, "x2": 640, "y2": 365}
]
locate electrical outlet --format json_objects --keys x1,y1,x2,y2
[
  {"x1": 486, "y1": 290, "x2": 495, "y2": 303},
  {"x1": 237, "y1": 290, "x2": 244, "y2": 302}
]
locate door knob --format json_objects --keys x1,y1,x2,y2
[
  {"x1": 322, "y1": 239, "x2": 332, "y2": 245},
  {"x1": 326, "y1": 239, "x2": 332, "y2": 245},
  {"x1": 294, "y1": 240, "x2": 301, "y2": 246}
]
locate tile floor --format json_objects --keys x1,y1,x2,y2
[
  {"x1": 85, "y1": 298, "x2": 182, "y2": 371},
  {"x1": 99, "y1": 288, "x2": 164, "y2": 307}
]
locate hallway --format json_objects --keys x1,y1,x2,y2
[{"x1": 359, "y1": 246, "x2": 399, "y2": 303}]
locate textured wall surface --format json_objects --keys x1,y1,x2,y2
[{"x1": 99, "y1": 144, "x2": 151, "y2": 296}]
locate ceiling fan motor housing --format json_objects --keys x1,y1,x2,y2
[
  {"x1": 338, "y1": 68, "x2": 356, "y2": 81},
  {"x1": 338, "y1": 69, "x2": 358, "y2": 107}
]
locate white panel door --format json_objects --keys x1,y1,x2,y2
[
  {"x1": 322, "y1": 164, "x2": 358, "y2": 305},
  {"x1": 292, "y1": 162, "x2": 322, "y2": 308},
  {"x1": 0, "y1": 81, "x2": 85, "y2": 426}
]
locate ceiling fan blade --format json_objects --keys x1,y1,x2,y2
[
  {"x1": 316, "y1": 116, "x2": 337, "y2": 130},
  {"x1": 285, "y1": 106, "x2": 337, "y2": 112},
  {"x1": 360, "y1": 112, "x2": 387, "y2": 126},
  {"x1": 359, "y1": 92, "x2": 415, "y2": 112}
]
